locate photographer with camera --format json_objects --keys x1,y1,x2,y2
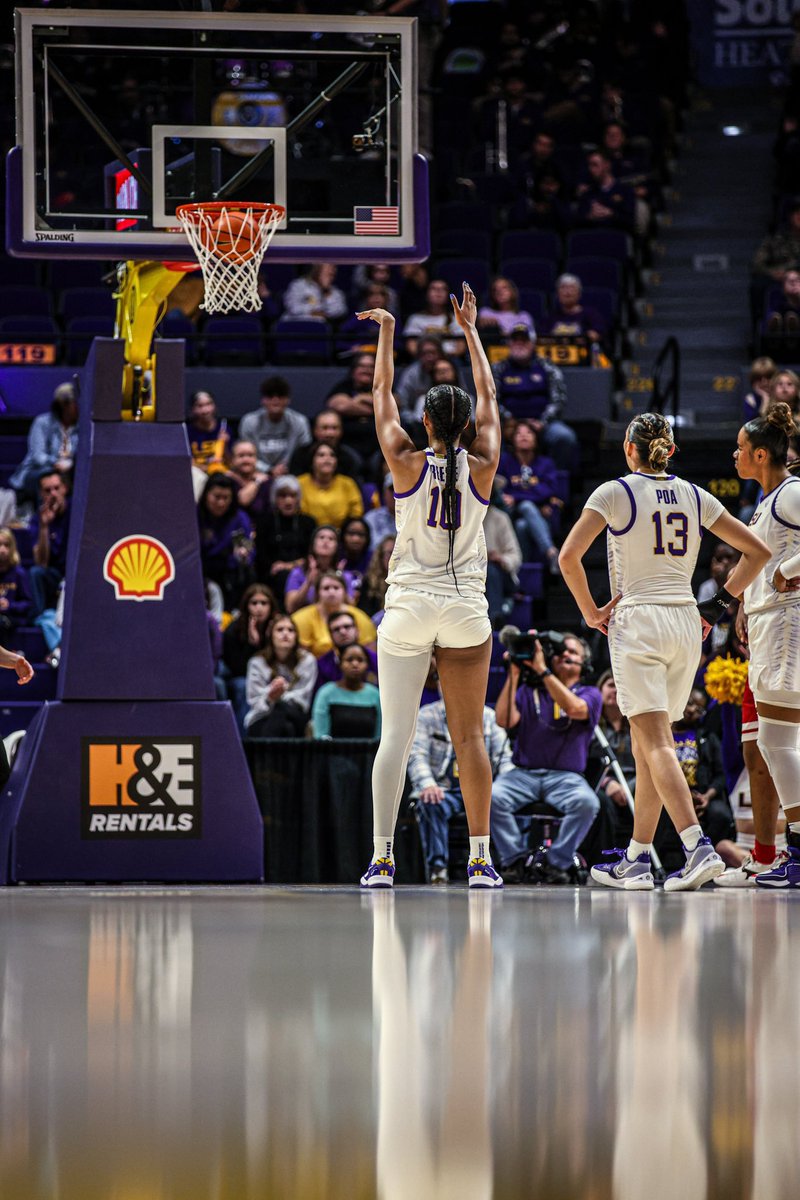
[{"x1": 491, "y1": 629, "x2": 602, "y2": 884}]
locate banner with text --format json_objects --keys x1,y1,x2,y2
[{"x1": 691, "y1": 0, "x2": 799, "y2": 87}]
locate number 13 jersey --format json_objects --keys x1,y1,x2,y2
[
  {"x1": 387, "y1": 447, "x2": 490, "y2": 598},
  {"x1": 585, "y1": 471, "x2": 725, "y2": 607}
]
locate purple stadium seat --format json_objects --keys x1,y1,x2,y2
[
  {"x1": 272, "y1": 317, "x2": 331, "y2": 364},
  {"x1": 567, "y1": 229, "x2": 631, "y2": 263},
  {"x1": 431, "y1": 257, "x2": 490, "y2": 298},
  {"x1": 0, "y1": 286, "x2": 52, "y2": 319},
  {"x1": 203, "y1": 315, "x2": 264, "y2": 365},
  {"x1": 500, "y1": 258, "x2": 558, "y2": 292},
  {"x1": 565, "y1": 257, "x2": 622, "y2": 293},
  {"x1": 498, "y1": 230, "x2": 563, "y2": 265},
  {"x1": 60, "y1": 287, "x2": 116, "y2": 323},
  {"x1": 65, "y1": 316, "x2": 115, "y2": 364}
]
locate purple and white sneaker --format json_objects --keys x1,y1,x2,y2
[
  {"x1": 663, "y1": 836, "x2": 725, "y2": 892},
  {"x1": 755, "y1": 847, "x2": 800, "y2": 889},
  {"x1": 591, "y1": 847, "x2": 654, "y2": 891},
  {"x1": 467, "y1": 858, "x2": 504, "y2": 889},
  {"x1": 360, "y1": 857, "x2": 395, "y2": 889}
]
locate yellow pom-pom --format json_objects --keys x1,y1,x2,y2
[{"x1": 704, "y1": 655, "x2": 748, "y2": 706}]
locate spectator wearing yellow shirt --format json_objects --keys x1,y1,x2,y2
[
  {"x1": 292, "y1": 571, "x2": 376, "y2": 657},
  {"x1": 298, "y1": 444, "x2": 364, "y2": 531}
]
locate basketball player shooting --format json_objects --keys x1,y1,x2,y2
[{"x1": 355, "y1": 284, "x2": 504, "y2": 888}]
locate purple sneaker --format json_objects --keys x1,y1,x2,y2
[
  {"x1": 755, "y1": 847, "x2": 800, "y2": 889},
  {"x1": 467, "y1": 858, "x2": 504, "y2": 889},
  {"x1": 663, "y1": 836, "x2": 725, "y2": 892},
  {"x1": 591, "y1": 847, "x2": 654, "y2": 891},
  {"x1": 360, "y1": 857, "x2": 395, "y2": 889}
]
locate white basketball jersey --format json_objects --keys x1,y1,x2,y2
[
  {"x1": 387, "y1": 447, "x2": 489, "y2": 597},
  {"x1": 585, "y1": 471, "x2": 725, "y2": 607},
  {"x1": 744, "y1": 476, "x2": 800, "y2": 615}
]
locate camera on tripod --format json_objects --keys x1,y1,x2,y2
[{"x1": 500, "y1": 626, "x2": 567, "y2": 667}]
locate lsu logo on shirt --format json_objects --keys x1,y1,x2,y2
[{"x1": 81, "y1": 738, "x2": 201, "y2": 838}]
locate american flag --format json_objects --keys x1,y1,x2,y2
[{"x1": 354, "y1": 206, "x2": 400, "y2": 235}]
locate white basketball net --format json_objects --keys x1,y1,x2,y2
[{"x1": 176, "y1": 204, "x2": 284, "y2": 314}]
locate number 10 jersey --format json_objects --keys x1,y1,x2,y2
[
  {"x1": 387, "y1": 447, "x2": 490, "y2": 598},
  {"x1": 585, "y1": 471, "x2": 725, "y2": 608}
]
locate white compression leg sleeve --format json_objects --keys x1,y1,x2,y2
[
  {"x1": 371, "y1": 645, "x2": 433, "y2": 837},
  {"x1": 757, "y1": 717, "x2": 800, "y2": 812}
]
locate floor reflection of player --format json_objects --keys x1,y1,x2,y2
[
  {"x1": 370, "y1": 894, "x2": 494, "y2": 1200},
  {"x1": 612, "y1": 907, "x2": 708, "y2": 1200}
]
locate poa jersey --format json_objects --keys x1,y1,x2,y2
[
  {"x1": 585, "y1": 471, "x2": 725, "y2": 607},
  {"x1": 387, "y1": 447, "x2": 489, "y2": 597},
  {"x1": 745, "y1": 476, "x2": 800, "y2": 615}
]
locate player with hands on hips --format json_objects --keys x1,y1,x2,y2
[
  {"x1": 355, "y1": 285, "x2": 504, "y2": 889},
  {"x1": 731, "y1": 403, "x2": 800, "y2": 888},
  {"x1": 559, "y1": 412, "x2": 770, "y2": 891}
]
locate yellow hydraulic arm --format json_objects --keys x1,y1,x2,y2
[{"x1": 114, "y1": 260, "x2": 196, "y2": 420}]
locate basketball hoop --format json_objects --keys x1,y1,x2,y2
[{"x1": 175, "y1": 201, "x2": 285, "y2": 314}]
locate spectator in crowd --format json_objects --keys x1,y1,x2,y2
[
  {"x1": 483, "y1": 482, "x2": 522, "y2": 625},
  {"x1": 402, "y1": 279, "x2": 467, "y2": 358},
  {"x1": 408, "y1": 676, "x2": 513, "y2": 884},
  {"x1": 197, "y1": 475, "x2": 255, "y2": 612},
  {"x1": 397, "y1": 261, "x2": 429, "y2": 322},
  {"x1": 544, "y1": 273, "x2": 607, "y2": 344},
  {"x1": 221, "y1": 583, "x2": 279, "y2": 731},
  {"x1": 742, "y1": 356, "x2": 775, "y2": 422},
  {"x1": 600, "y1": 119, "x2": 653, "y2": 236},
  {"x1": 509, "y1": 168, "x2": 573, "y2": 233},
  {"x1": 0, "y1": 528, "x2": 31, "y2": 647},
  {"x1": 326, "y1": 353, "x2": 382, "y2": 468},
  {"x1": 314, "y1": 608, "x2": 378, "y2": 693},
  {"x1": 238, "y1": 376, "x2": 312, "y2": 475},
  {"x1": 491, "y1": 632, "x2": 602, "y2": 883},
  {"x1": 364, "y1": 473, "x2": 397, "y2": 543},
  {"x1": 478, "y1": 277, "x2": 537, "y2": 340},
  {"x1": 29, "y1": 470, "x2": 71, "y2": 620},
  {"x1": 227, "y1": 439, "x2": 271, "y2": 518},
  {"x1": 244, "y1": 614, "x2": 317, "y2": 737},
  {"x1": 357, "y1": 535, "x2": 395, "y2": 620},
  {"x1": 696, "y1": 543, "x2": 739, "y2": 605},
  {"x1": 298, "y1": 444, "x2": 364, "y2": 531},
  {"x1": 254, "y1": 475, "x2": 315, "y2": 602},
  {"x1": 764, "y1": 367, "x2": 800, "y2": 422},
  {"x1": 352, "y1": 263, "x2": 399, "y2": 315},
  {"x1": 337, "y1": 516, "x2": 372, "y2": 584},
  {"x1": 285, "y1": 525, "x2": 358, "y2": 614},
  {"x1": 395, "y1": 335, "x2": 450, "y2": 420},
  {"x1": 311, "y1": 643, "x2": 382, "y2": 739},
  {"x1": 516, "y1": 129, "x2": 561, "y2": 196},
  {"x1": 498, "y1": 418, "x2": 562, "y2": 574},
  {"x1": 591, "y1": 670, "x2": 637, "y2": 848},
  {"x1": 185, "y1": 390, "x2": 229, "y2": 476},
  {"x1": 10, "y1": 383, "x2": 79, "y2": 504},
  {"x1": 282, "y1": 262, "x2": 347, "y2": 322},
  {"x1": 575, "y1": 148, "x2": 635, "y2": 233},
  {"x1": 752, "y1": 200, "x2": 800, "y2": 283},
  {"x1": 289, "y1": 409, "x2": 363, "y2": 482},
  {"x1": 670, "y1": 689, "x2": 743, "y2": 868},
  {"x1": 493, "y1": 325, "x2": 579, "y2": 470},
  {"x1": 292, "y1": 570, "x2": 376, "y2": 658}
]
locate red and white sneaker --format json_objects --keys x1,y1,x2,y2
[{"x1": 714, "y1": 851, "x2": 784, "y2": 888}]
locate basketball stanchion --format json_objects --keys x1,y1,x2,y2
[{"x1": 176, "y1": 202, "x2": 285, "y2": 313}]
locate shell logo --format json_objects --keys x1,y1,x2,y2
[{"x1": 103, "y1": 535, "x2": 175, "y2": 602}]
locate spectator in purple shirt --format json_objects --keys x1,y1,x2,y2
[
  {"x1": 491, "y1": 632, "x2": 602, "y2": 883},
  {"x1": 29, "y1": 470, "x2": 71, "y2": 619},
  {"x1": 313, "y1": 609, "x2": 378, "y2": 695},
  {"x1": 498, "y1": 419, "x2": 563, "y2": 574},
  {"x1": 197, "y1": 475, "x2": 255, "y2": 611},
  {"x1": 0, "y1": 528, "x2": 32, "y2": 647}
]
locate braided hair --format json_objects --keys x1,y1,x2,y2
[
  {"x1": 423, "y1": 383, "x2": 472, "y2": 586},
  {"x1": 626, "y1": 412, "x2": 675, "y2": 472}
]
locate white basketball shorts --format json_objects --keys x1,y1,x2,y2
[
  {"x1": 747, "y1": 604, "x2": 800, "y2": 706},
  {"x1": 609, "y1": 603, "x2": 702, "y2": 721},
  {"x1": 377, "y1": 584, "x2": 491, "y2": 657}
]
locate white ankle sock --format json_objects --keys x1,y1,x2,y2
[
  {"x1": 374, "y1": 836, "x2": 394, "y2": 862},
  {"x1": 470, "y1": 835, "x2": 491, "y2": 862},
  {"x1": 681, "y1": 824, "x2": 702, "y2": 852},
  {"x1": 626, "y1": 839, "x2": 652, "y2": 861}
]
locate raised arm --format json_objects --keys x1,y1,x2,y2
[
  {"x1": 454, "y1": 285, "x2": 501, "y2": 483},
  {"x1": 355, "y1": 307, "x2": 418, "y2": 477}
]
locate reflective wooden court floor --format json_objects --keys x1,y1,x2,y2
[{"x1": 0, "y1": 884, "x2": 797, "y2": 1200}]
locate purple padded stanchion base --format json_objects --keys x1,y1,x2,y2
[{"x1": 0, "y1": 701, "x2": 264, "y2": 884}]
